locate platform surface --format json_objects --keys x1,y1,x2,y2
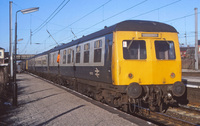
[
  {"x1": 182, "y1": 69, "x2": 200, "y2": 88},
  {"x1": 0, "y1": 73, "x2": 153, "y2": 126}
]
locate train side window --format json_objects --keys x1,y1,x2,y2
[
  {"x1": 123, "y1": 40, "x2": 146, "y2": 60},
  {"x1": 94, "y1": 40, "x2": 102, "y2": 62},
  {"x1": 155, "y1": 41, "x2": 176, "y2": 60},
  {"x1": 84, "y1": 43, "x2": 90, "y2": 63},
  {"x1": 67, "y1": 49, "x2": 71, "y2": 64},
  {"x1": 63, "y1": 50, "x2": 66, "y2": 64},
  {"x1": 43, "y1": 59, "x2": 46, "y2": 65},
  {"x1": 76, "y1": 46, "x2": 81, "y2": 63}
]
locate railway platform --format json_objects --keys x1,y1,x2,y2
[
  {"x1": 182, "y1": 69, "x2": 200, "y2": 104},
  {"x1": 182, "y1": 69, "x2": 200, "y2": 88},
  {"x1": 0, "y1": 73, "x2": 153, "y2": 126}
]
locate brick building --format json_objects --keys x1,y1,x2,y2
[
  {"x1": 180, "y1": 47, "x2": 194, "y2": 58},
  {"x1": 180, "y1": 40, "x2": 200, "y2": 59}
]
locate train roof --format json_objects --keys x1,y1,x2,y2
[{"x1": 31, "y1": 20, "x2": 177, "y2": 58}]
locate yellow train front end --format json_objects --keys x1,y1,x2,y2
[
  {"x1": 112, "y1": 31, "x2": 181, "y2": 85},
  {"x1": 112, "y1": 30, "x2": 185, "y2": 111}
]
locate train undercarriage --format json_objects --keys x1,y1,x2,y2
[{"x1": 29, "y1": 71, "x2": 186, "y2": 113}]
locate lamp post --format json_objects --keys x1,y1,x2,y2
[{"x1": 13, "y1": 7, "x2": 39, "y2": 106}]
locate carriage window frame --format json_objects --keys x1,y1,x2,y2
[
  {"x1": 122, "y1": 40, "x2": 147, "y2": 60},
  {"x1": 67, "y1": 49, "x2": 72, "y2": 64},
  {"x1": 154, "y1": 41, "x2": 176, "y2": 60},
  {"x1": 48, "y1": 54, "x2": 51, "y2": 66},
  {"x1": 52, "y1": 53, "x2": 56, "y2": 66},
  {"x1": 76, "y1": 46, "x2": 81, "y2": 63},
  {"x1": 94, "y1": 40, "x2": 102, "y2": 62},
  {"x1": 84, "y1": 43, "x2": 90, "y2": 63},
  {"x1": 63, "y1": 50, "x2": 66, "y2": 64},
  {"x1": 43, "y1": 58, "x2": 46, "y2": 65}
]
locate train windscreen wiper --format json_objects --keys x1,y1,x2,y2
[{"x1": 127, "y1": 37, "x2": 135, "y2": 50}]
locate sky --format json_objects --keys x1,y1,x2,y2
[{"x1": 0, "y1": 0, "x2": 200, "y2": 54}]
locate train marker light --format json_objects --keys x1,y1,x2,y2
[
  {"x1": 170, "y1": 73, "x2": 175, "y2": 78},
  {"x1": 128, "y1": 73, "x2": 133, "y2": 79}
]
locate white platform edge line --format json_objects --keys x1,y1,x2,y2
[{"x1": 186, "y1": 84, "x2": 200, "y2": 88}]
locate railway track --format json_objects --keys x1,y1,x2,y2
[
  {"x1": 133, "y1": 106, "x2": 200, "y2": 126},
  {"x1": 27, "y1": 72, "x2": 200, "y2": 126}
]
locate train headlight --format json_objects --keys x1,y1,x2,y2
[
  {"x1": 128, "y1": 73, "x2": 133, "y2": 79},
  {"x1": 170, "y1": 73, "x2": 175, "y2": 78},
  {"x1": 172, "y1": 82, "x2": 185, "y2": 97}
]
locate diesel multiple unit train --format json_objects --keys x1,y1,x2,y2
[{"x1": 22, "y1": 20, "x2": 186, "y2": 112}]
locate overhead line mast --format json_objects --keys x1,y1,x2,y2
[{"x1": 194, "y1": 8, "x2": 198, "y2": 70}]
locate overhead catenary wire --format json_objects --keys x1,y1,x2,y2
[
  {"x1": 56, "y1": 0, "x2": 148, "y2": 43},
  {"x1": 164, "y1": 12, "x2": 200, "y2": 22},
  {"x1": 46, "y1": 30, "x2": 59, "y2": 45},
  {"x1": 32, "y1": 0, "x2": 70, "y2": 35},
  {"x1": 32, "y1": 0, "x2": 68, "y2": 33},
  {"x1": 75, "y1": 0, "x2": 181, "y2": 41},
  {"x1": 31, "y1": 0, "x2": 196, "y2": 54},
  {"x1": 130, "y1": 0, "x2": 181, "y2": 19},
  {"x1": 39, "y1": 0, "x2": 112, "y2": 47},
  {"x1": 52, "y1": 0, "x2": 112, "y2": 36}
]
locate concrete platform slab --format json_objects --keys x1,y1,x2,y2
[{"x1": 0, "y1": 73, "x2": 154, "y2": 126}]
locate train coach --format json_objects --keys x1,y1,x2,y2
[{"x1": 25, "y1": 20, "x2": 185, "y2": 112}]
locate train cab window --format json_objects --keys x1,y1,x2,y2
[
  {"x1": 67, "y1": 49, "x2": 71, "y2": 64},
  {"x1": 155, "y1": 41, "x2": 176, "y2": 60},
  {"x1": 76, "y1": 46, "x2": 81, "y2": 63},
  {"x1": 123, "y1": 40, "x2": 146, "y2": 59},
  {"x1": 84, "y1": 43, "x2": 90, "y2": 63},
  {"x1": 63, "y1": 50, "x2": 66, "y2": 64},
  {"x1": 94, "y1": 40, "x2": 102, "y2": 62}
]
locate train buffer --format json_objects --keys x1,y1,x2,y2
[{"x1": 0, "y1": 73, "x2": 153, "y2": 126}]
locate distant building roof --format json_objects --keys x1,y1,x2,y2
[{"x1": 0, "y1": 47, "x2": 5, "y2": 50}]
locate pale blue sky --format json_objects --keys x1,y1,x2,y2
[{"x1": 0, "y1": 0, "x2": 200, "y2": 54}]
